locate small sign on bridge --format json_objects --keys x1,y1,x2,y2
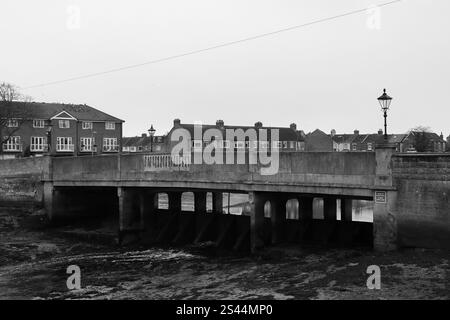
[{"x1": 375, "y1": 191, "x2": 387, "y2": 203}]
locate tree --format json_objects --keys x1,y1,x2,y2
[
  {"x1": 0, "y1": 82, "x2": 33, "y2": 157},
  {"x1": 408, "y1": 126, "x2": 432, "y2": 152}
]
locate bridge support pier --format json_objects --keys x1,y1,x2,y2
[
  {"x1": 271, "y1": 195, "x2": 286, "y2": 244},
  {"x1": 118, "y1": 187, "x2": 142, "y2": 243},
  {"x1": 298, "y1": 196, "x2": 313, "y2": 220},
  {"x1": 324, "y1": 197, "x2": 337, "y2": 220},
  {"x1": 212, "y1": 192, "x2": 223, "y2": 214},
  {"x1": 194, "y1": 191, "x2": 207, "y2": 213},
  {"x1": 140, "y1": 190, "x2": 157, "y2": 232},
  {"x1": 249, "y1": 191, "x2": 266, "y2": 253},
  {"x1": 340, "y1": 199, "x2": 352, "y2": 221},
  {"x1": 168, "y1": 191, "x2": 182, "y2": 213}
]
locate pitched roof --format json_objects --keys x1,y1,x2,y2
[
  {"x1": 123, "y1": 135, "x2": 166, "y2": 148},
  {"x1": 331, "y1": 134, "x2": 356, "y2": 144},
  {"x1": 0, "y1": 101, "x2": 124, "y2": 122},
  {"x1": 171, "y1": 122, "x2": 303, "y2": 141}
]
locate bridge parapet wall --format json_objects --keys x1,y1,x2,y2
[
  {"x1": 392, "y1": 153, "x2": 450, "y2": 249},
  {"x1": 50, "y1": 152, "x2": 376, "y2": 195}
]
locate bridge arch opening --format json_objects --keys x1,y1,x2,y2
[
  {"x1": 264, "y1": 201, "x2": 272, "y2": 218},
  {"x1": 182, "y1": 192, "x2": 195, "y2": 212},
  {"x1": 286, "y1": 199, "x2": 299, "y2": 220},
  {"x1": 157, "y1": 193, "x2": 169, "y2": 210},
  {"x1": 313, "y1": 198, "x2": 324, "y2": 220}
]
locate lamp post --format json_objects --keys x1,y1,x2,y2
[
  {"x1": 377, "y1": 88, "x2": 393, "y2": 141},
  {"x1": 46, "y1": 125, "x2": 52, "y2": 155},
  {"x1": 148, "y1": 124, "x2": 156, "y2": 152}
]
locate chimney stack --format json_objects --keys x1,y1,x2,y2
[
  {"x1": 290, "y1": 123, "x2": 297, "y2": 131},
  {"x1": 173, "y1": 118, "x2": 181, "y2": 127},
  {"x1": 354, "y1": 129, "x2": 359, "y2": 135},
  {"x1": 378, "y1": 129, "x2": 383, "y2": 135},
  {"x1": 254, "y1": 121, "x2": 263, "y2": 129},
  {"x1": 141, "y1": 133, "x2": 147, "y2": 138},
  {"x1": 330, "y1": 129, "x2": 336, "y2": 137},
  {"x1": 216, "y1": 120, "x2": 224, "y2": 128}
]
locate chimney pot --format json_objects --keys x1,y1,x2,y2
[
  {"x1": 331, "y1": 129, "x2": 336, "y2": 137},
  {"x1": 378, "y1": 129, "x2": 383, "y2": 135},
  {"x1": 290, "y1": 123, "x2": 297, "y2": 131},
  {"x1": 173, "y1": 118, "x2": 181, "y2": 127},
  {"x1": 354, "y1": 129, "x2": 359, "y2": 135},
  {"x1": 216, "y1": 120, "x2": 224, "y2": 128},
  {"x1": 254, "y1": 121, "x2": 263, "y2": 129}
]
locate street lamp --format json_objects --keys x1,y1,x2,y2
[
  {"x1": 377, "y1": 88, "x2": 393, "y2": 140},
  {"x1": 148, "y1": 124, "x2": 156, "y2": 152},
  {"x1": 46, "y1": 125, "x2": 52, "y2": 154}
]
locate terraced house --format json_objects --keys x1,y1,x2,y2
[
  {"x1": 167, "y1": 119, "x2": 306, "y2": 152},
  {"x1": 0, "y1": 101, "x2": 123, "y2": 159}
]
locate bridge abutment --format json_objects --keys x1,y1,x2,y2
[{"x1": 373, "y1": 143, "x2": 398, "y2": 251}]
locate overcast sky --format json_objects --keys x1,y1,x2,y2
[{"x1": 1, "y1": 0, "x2": 449, "y2": 137}]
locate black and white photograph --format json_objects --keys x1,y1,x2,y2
[{"x1": 0, "y1": 0, "x2": 449, "y2": 307}]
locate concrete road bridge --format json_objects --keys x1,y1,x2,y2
[{"x1": 26, "y1": 144, "x2": 448, "y2": 252}]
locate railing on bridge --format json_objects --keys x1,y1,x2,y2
[{"x1": 143, "y1": 154, "x2": 191, "y2": 172}]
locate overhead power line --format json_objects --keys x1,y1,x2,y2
[{"x1": 22, "y1": 0, "x2": 403, "y2": 90}]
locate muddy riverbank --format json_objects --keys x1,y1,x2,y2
[{"x1": 0, "y1": 207, "x2": 448, "y2": 300}]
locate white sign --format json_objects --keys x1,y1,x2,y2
[{"x1": 375, "y1": 191, "x2": 387, "y2": 203}]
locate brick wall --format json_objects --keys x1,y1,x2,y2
[{"x1": 392, "y1": 154, "x2": 450, "y2": 249}]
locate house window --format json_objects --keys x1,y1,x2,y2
[
  {"x1": 6, "y1": 119, "x2": 18, "y2": 128},
  {"x1": 80, "y1": 137, "x2": 93, "y2": 152},
  {"x1": 59, "y1": 120, "x2": 70, "y2": 129},
  {"x1": 56, "y1": 137, "x2": 74, "y2": 152},
  {"x1": 130, "y1": 146, "x2": 137, "y2": 152},
  {"x1": 122, "y1": 146, "x2": 130, "y2": 152},
  {"x1": 105, "y1": 122, "x2": 115, "y2": 130},
  {"x1": 367, "y1": 143, "x2": 373, "y2": 151},
  {"x1": 282, "y1": 141, "x2": 288, "y2": 149},
  {"x1": 352, "y1": 143, "x2": 357, "y2": 151},
  {"x1": 30, "y1": 136, "x2": 46, "y2": 152},
  {"x1": 103, "y1": 138, "x2": 118, "y2": 152},
  {"x1": 82, "y1": 121, "x2": 93, "y2": 130},
  {"x1": 33, "y1": 120, "x2": 45, "y2": 128},
  {"x1": 2, "y1": 136, "x2": 21, "y2": 151},
  {"x1": 289, "y1": 141, "x2": 295, "y2": 149}
]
